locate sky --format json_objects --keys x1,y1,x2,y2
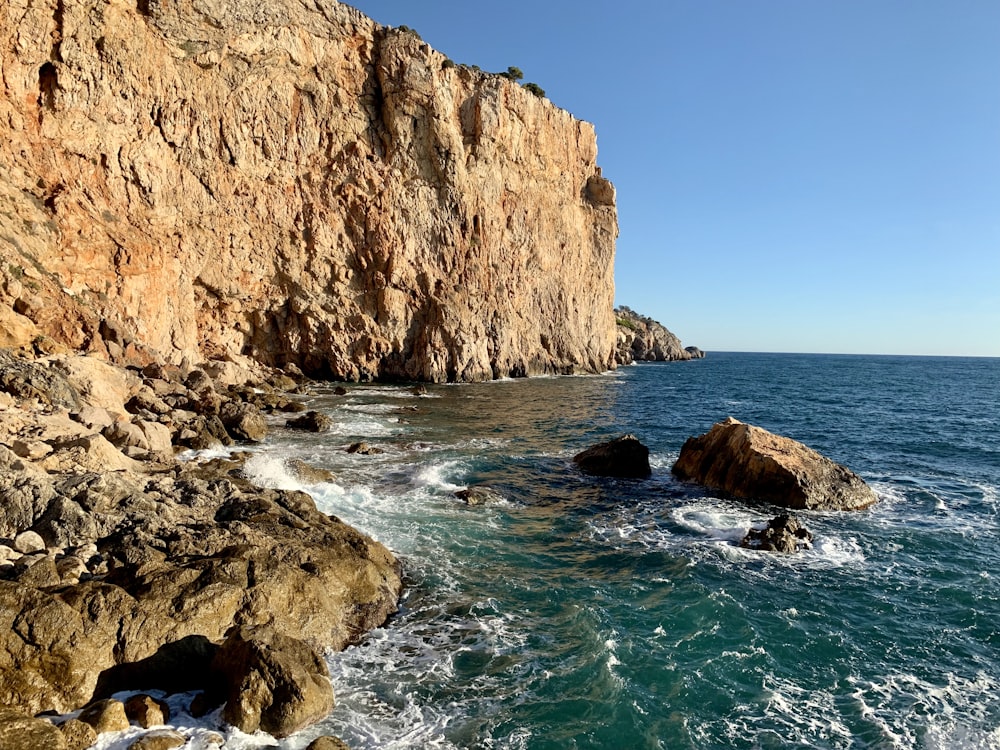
[{"x1": 347, "y1": 1, "x2": 1000, "y2": 357}]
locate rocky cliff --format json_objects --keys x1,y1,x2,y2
[
  {"x1": 0, "y1": 0, "x2": 618, "y2": 381},
  {"x1": 614, "y1": 306, "x2": 701, "y2": 363}
]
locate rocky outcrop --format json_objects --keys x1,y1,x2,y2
[
  {"x1": 573, "y1": 434, "x2": 651, "y2": 479},
  {"x1": 672, "y1": 417, "x2": 878, "y2": 511},
  {"x1": 1, "y1": 0, "x2": 617, "y2": 382},
  {"x1": 615, "y1": 307, "x2": 698, "y2": 364},
  {"x1": 0, "y1": 351, "x2": 402, "y2": 731},
  {"x1": 740, "y1": 514, "x2": 813, "y2": 553}
]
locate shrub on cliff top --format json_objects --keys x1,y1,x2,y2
[
  {"x1": 498, "y1": 66, "x2": 524, "y2": 81},
  {"x1": 523, "y1": 82, "x2": 546, "y2": 98}
]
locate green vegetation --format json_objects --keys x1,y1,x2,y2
[
  {"x1": 616, "y1": 317, "x2": 639, "y2": 332},
  {"x1": 442, "y1": 58, "x2": 456, "y2": 70},
  {"x1": 498, "y1": 66, "x2": 524, "y2": 81},
  {"x1": 7, "y1": 264, "x2": 24, "y2": 279},
  {"x1": 396, "y1": 25, "x2": 422, "y2": 40},
  {"x1": 523, "y1": 82, "x2": 545, "y2": 98}
]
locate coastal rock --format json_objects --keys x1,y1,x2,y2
[
  {"x1": 306, "y1": 738, "x2": 352, "y2": 750},
  {"x1": 684, "y1": 346, "x2": 705, "y2": 359},
  {"x1": 740, "y1": 515, "x2": 813, "y2": 553},
  {"x1": 0, "y1": 707, "x2": 66, "y2": 750},
  {"x1": 124, "y1": 694, "x2": 170, "y2": 727},
  {"x1": 347, "y1": 442, "x2": 383, "y2": 456},
  {"x1": 671, "y1": 418, "x2": 878, "y2": 511},
  {"x1": 0, "y1": 461, "x2": 402, "y2": 715},
  {"x1": 454, "y1": 486, "x2": 505, "y2": 506},
  {"x1": 78, "y1": 698, "x2": 130, "y2": 734},
  {"x1": 58, "y1": 718, "x2": 98, "y2": 750},
  {"x1": 128, "y1": 730, "x2": 187, "y2": 750},
  {"x1": 0, "y1": 0, "x2": 617, "y2": 381},
  {"x1": 573, "y1": 435, "x2": 651, "y2": 478},
  {"x1": 614, "y1": 307, "x2": 696, "y2": 364},
  {"x1": 286, "y1": 459, "x2": 336, "y2": 485},
  {"x1": 285, "y1": 411, "x2": 332, "y2": 433},
  {"x1": 209, "y1": 627, "x2": 334, "y2": 738},
  {"x1": 219, "y1": 402, "x2": 268, "y2": 443}
]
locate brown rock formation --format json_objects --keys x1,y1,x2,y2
[
  {"x1": 672, "y1": 417, "x2": 878, "y2": 511},
  {"x1": 1, "y1": 0, "x2": 617, "y2": 381},
  {"x1": 615, "y1": 306, "x2": 697, "y2": 364},
  {"x1": 573, "y1": 434, "x2": 651, "y2": 479}
]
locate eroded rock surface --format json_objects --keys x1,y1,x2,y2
[
  {"x1": 740, "y1": 514, "x2": 813, "y2": 553},
  {"x1": 672, "y1": 417, "x2": 878, "y2": 511},
  {"x1": 573, "y1": 435, "x2": 651, "y2": 479},
  {"x1": 1, "y1": 0, "x2": 617, "y2": 382},
  {"x1": 614, "y1": 307, "x2": 698, "y2": 364}
]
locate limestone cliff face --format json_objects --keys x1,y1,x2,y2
[{"x1": 0, "y1": 0, "x2": 618, "y2": 381}]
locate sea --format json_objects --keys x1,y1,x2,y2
[{"x1": 94, "y1": 352, "x2": 1000, "y2": 750}]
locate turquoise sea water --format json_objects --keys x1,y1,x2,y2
[{"x1": 237, "y1": 352, "x2": 1000, "y2": 750}]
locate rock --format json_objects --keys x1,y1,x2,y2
[
  {"x1": 740, "y1": 514, "x2": 813, "y2": 553},
  {"x1": 286, "y1": 459, "x2": 336, "y2": 485},
  {"x1": 219, "y1": 401, "x2": 268, "y2": 443},
  {"x1": 137, "y1": 421, "x2": 173, "y2": 454},
  {"x1": 13, "y1": 530, "x2": 45, "y2": 554},
  {"x1": 671, "y1": 418, "x2": 878, "y2": 511},
  {"x1": 0, "y1": 350, "x2": 80, "y2": 407},
  {"x1": 0, "y1": 2, "x2": 617, "y2": 382},
  {"x1": 684, "y1": 346, "x2": 705, "y2": 359},
  {"x1": 411, "y1": 384, "x2": 428, "y2": 396},
  {"x1": 306, "y1": 737, "x2": 352, "y2": 750},
  {"x1": 346, "y1": 442, "x2": 383, "y2": 456},
  {"x1": 333, "y1": 386, "x2": 348, "y2": 396},
  {"x1": 124, "y1": 694, "x2": 170, "y2": 727},
  {"x1": 78, "y1": 698, "x2": 131, "y2": 733},
  {"x1": 11, "y1": 439, "x2": 53, "y2": 459},
  {"x1": 58, "y1": 718, "x2": 98, "y2": 750},
  {"x1": 210, "y1": 627, "x2": 335, "y2": 738},
  {"x1": 0, "y1": 706, "x2": 67, "y2": 750},
  {"x1": 40, "y1": 433, "x2": 142, "y2": 473},
  {"x1": 183, "y1": 369, "x2": 215, "y2": 394},
  {"x1": 0, "y1": 460, "x2": 402, "y2": 716},
  {"x1": 573, "y1": 435, "x2": 651, "y2": 478},
  {"x1": 52, "y1": 355, "x2": 133, "y2": 414},
  {"x1": 614, "y1": 307, "x2": 694, "y2": 365},
  {"x1": 71, "y1": 406, "x2": 117, "y2": 430},
  {"x1": 128, "y1": 729, "x2": 187, "y2": 750},
  {"x1": 454, "y1": 486, "x2": 505, "y2": 506},
  {"x1": 285, "y1": 411, "x2": 332, "y2": 433}
]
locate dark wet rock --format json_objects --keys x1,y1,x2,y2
[
  {"x1": 454, "y1": 486, "x2": 505, "y2": 506},
  {"x1": 208, "y1": 626, "x2": 334, "y2": 738},
  {"x1": 332, "y1": 386, "x2": 348, "y2": 396},
  {"x1": 740, "y1": 514, "x2": 813, "y2": 553},
  {"x1": 411, "y1": 384, "x2": 428, "y2": 396},
  {"x1": 0, "y1": 706, "x2": 67, "y2": 750},
  {"x1": 672, "y1": 417, "x2": 878, "y2": 511},
  {"x1": 346, "y1": 441, "x2": 383, "y2": 455},
  {"x1": 285, "y1": 411, "x2": 332, "y2": 433},
  {"x1": 573, "y1": 434, "x2": 651, "y2": 478}
]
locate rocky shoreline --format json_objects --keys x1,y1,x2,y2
[{"x1": 0, "y1": 348, "x2": 403, "y2": 748}]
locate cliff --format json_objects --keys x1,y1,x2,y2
[
  {"x1": 0, "y1": 0, "x2": 618, "y2": 381},
  {"x1": 614, "y1": 306, "x2": 701, "y2": 363}
]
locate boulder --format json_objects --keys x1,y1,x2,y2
[
  {"x1": 209, "y1": 627, "x2": 334, "y2": 738},
  {"x1": 219, "y1": 401, "x2": 268, "y2": 443},
  {"x1": 307, "y1": 737, "x2": 351, "y2": 750},
  {"x1": 285, "y1": 411, "x2": 332, "y2": 433},
  {"x1": 128, "y1": 729, "x2": 187, "y2": 750},
  {"x1": 454, "y1": 486, "x2": 505, "y2": 506},
  {"x1": 0, "y1": 706, "x2": 67, "y2": 750},
  {"x1": 12, "y1": 530, "x2": 45, "y2": 554},
  {"x1": 58, "y1": 718, "x2": 98, "y2": 750},
  {"x1": 124, "y1": 694, "x2": 170, "y2": 727},
  {"x1": 346, "y1": 442, "x2": 382, "y2": 455},
  {"x1": 78, "y1": 698, "x2": 130, "y2": 733},
  {"x1": 740, "y1": 515, "x2": 813, "y2": 553},
  {"x1": 573, "y1": 435, "x2": 651, "y2": 478},
  {"x1": 286, "y1": 459, "x2": 336, "y2": 485},
  {"x1": 671, "y1": 417, "x2": 878, "y2": 511}
]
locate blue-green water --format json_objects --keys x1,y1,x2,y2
[{"x1": 243, "y1": 353, "x2": 1000, "y2": 749}]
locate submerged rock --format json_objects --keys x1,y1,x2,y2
[
  {"x1": 672, "y1": 417, "x2": 878, "y2": 511},
  {"x1": 454, "y1": 486, "x2": 505, "y2": 506},
  {"x1": 573, "y1": 435, "x2": 651, "y2": 478},
  {"x1": 740, "y1": 514, "x2": 813, "y2": 553}
]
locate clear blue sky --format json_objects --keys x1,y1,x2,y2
[{"x1": 348, "y1": 1, "x2": 1000, "y2": 357}]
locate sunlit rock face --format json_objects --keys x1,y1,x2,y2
[{"x1": 0, "y1": 0, "x2": 618, "y2": 381}]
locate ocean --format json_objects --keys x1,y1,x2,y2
[{"x1": 101, "y1": 353, "x2": 1000, "y2": 749}]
